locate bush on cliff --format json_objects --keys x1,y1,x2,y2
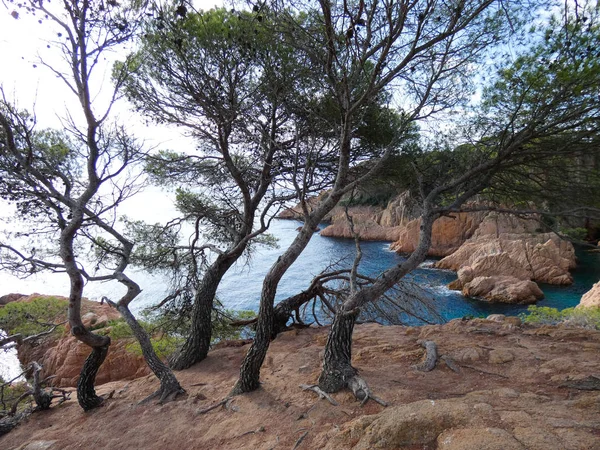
[
  {"x1": 100, "y1": 308, "x2": 255, "y2": 360},
  {"x1": 521, "y1": 306, "x2": 600, "y2": 329},
  {"x1": 0, "y1": 296, "x2": 67, "y2": 337}
]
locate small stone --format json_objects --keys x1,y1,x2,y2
[
  {"x1": 489, "y1": 349, "x2": 514, "y2": 364},
  {"x1": 486, "y1": 314, "x2": 506, "y2": 322}
]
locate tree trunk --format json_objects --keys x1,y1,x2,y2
[
  {"x1": 169, "y1": 256, "x2": 235, "y2": 370},
  {"x1": 318, "y1": 309, "x2": 359, "y2": 393},
  {"x1": 117, "y1": 305, "x2": 184, "y2": 403},
  {"x1": 230, "y1": 279, "x2": 278, "y2": 394},
  {"x1": 77, "y1": 343, "x2": 109, "y2": 411}
]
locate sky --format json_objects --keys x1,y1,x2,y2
[{"x1": 0, "y1": 1, "x2": 224, "y2": 222}]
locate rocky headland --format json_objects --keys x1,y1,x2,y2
[{"x1": 1, "y1": 315, "x2": 600, "y2": 449}]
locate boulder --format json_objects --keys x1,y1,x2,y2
[
  {"x1": 578, "y1": 281, "x2": 600, "y2": 308},
  {"x1": 324, "y1": 399, "x2": 498, "y2": 449},
  {"x1": 0, "y1": 293, "x2": 26, "y2": 306},
  {"x1": 437, "y1": 427, "x2": 525, "y2": 450},
  {"x1": 462, "y1": 276, "x2": 544, "y2": 304}
]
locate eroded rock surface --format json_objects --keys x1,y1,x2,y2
[
  {"x1": 2, "y1": 318, "x2": 600, "y2": 450},
  {"x1": 579, "y1": 281, "x2": 600, "y2": 308}
]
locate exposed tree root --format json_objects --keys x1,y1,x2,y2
[
  {"x1": 138, "y1": 384, "x2": 186, "y2": 405},
  {"x1": 347, "y1": 376, "x2": 388, "y2": 407},
  {"x1": 195, "y1": 397, "x2": 237, "y2": 415},
  {"x1": 292, "y1": 431, "x2": 309, "y2": 450},
  {"x1": 412, "y1": 340, "x2": 438, "y2": 372},
  {"x1": 299, "y1": 384, "x2": 339, "y2": 406},
  {"x1": 412, "y1": 340, "x2": 461, "y2": 374}
]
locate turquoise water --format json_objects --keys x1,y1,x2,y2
[{"x1": 217, "y1": 219, "x2": 600, "y2": 324}]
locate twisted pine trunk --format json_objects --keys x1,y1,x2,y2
[
  {"x1": 170, "y1": 256, "x2": 236, "y2": 370},
  {"x1": 318, "y1": 310, "x2": 359, "y2": 393},
  {"x1": 77, "y1": 344, "x2": 109, "y2": 411},
  {"x1": 230, "y1": 279, "x2": 278, "y2": 394},
  {"x1": 117, "y1": 305, "x2": 184, "y2": 403}
]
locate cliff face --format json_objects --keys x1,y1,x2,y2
[
  {"x1": 389, "y1": 211, "x2": 487, "y2": 257},
  {"x1": 282, "y1": 191, "x2": 421, "y2": 241}
]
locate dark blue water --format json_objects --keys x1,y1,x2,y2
[{"x1": 218, "y1": 219, "x2": 600, "y2": 324}]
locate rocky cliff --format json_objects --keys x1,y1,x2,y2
[
  {"x1": 434, "y1": 214, "x2": 577, "y2": 304},
  {"x1": 280, "y1": 191, "x2": 421, "y2": 241}
]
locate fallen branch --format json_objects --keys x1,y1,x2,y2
[
  {"x1": 292, "y1": 431, "x2": 309, "y2": 450},
  {"x1": 299, "y1": 384, "x2": 339, "y2": 406},
  {"x1": 559, "y1": 375, "x2": 600, "y2": 391},
  {"x1": 412, "y1": 340, "x2": 438, "y2": 372}
]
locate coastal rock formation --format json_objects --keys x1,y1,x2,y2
[
  {"x1": 319, "y1": 204, "x2": 406, "y2": 241},
  {"x1": 434, "y1": 213, "x2": 576, "y2": 303},
  {"x1": 10, "y1": 294, "x2": 151, "y2": 387},
  {"x1": 462, "y1": 276, "x2": 544, "y2": 304},
  {"x1": 390, "y1": 211, "x2": 487, "y2": 257},
  {"x1": 579, "y1": 281, "x2": 600, "y2": 308},
  {"x1": 281, "y1": 191, "x2": 421, "y2": 241}
]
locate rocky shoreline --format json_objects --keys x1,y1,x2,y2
[{"x1": 279, "y1": 193, "x2": 598, "y2": 305}]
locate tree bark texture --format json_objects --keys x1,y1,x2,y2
[
  {"x1": 77, "y1": 343, "x2": 109, "y2": 411},
  {"x1": 170, "y1": 256, "x2": 236, "y2": 370},
  {"x1": 117, "y1": 305, "x2": 184, "y2": 402},
  {"x1": 318, "y1": 310, "x2": 359, "y2": 393}
]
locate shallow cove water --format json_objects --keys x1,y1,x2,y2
[{"x1": 218, "y1": 219, "x2": 600, "y2": 324}]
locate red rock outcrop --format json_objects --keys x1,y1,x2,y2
[
  {"x1": 0, "y1": 293, "x2": 26, "y2": 306},
  {"x1": 11, "y1": 294, "x2": 151, "y2": 387},
  {"x1": 390, "y1": 211, "x2": 487, "y2": 257},
  {"x1": 434, "y1": 214, "x2": 576, "y2": 303}
]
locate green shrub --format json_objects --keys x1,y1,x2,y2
[
  {"x1": 521, "y1": 305, "x2": 600, "y2": 329},
  {"x1": 560, "y1": 227, "x2": 588, "y2": 241},
  {"x1": 0, "y1": 296, "x2": 67, "y2": 337},
  {"x1": 99, "y1": 307, "x2": 256, "y2": 360}
]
